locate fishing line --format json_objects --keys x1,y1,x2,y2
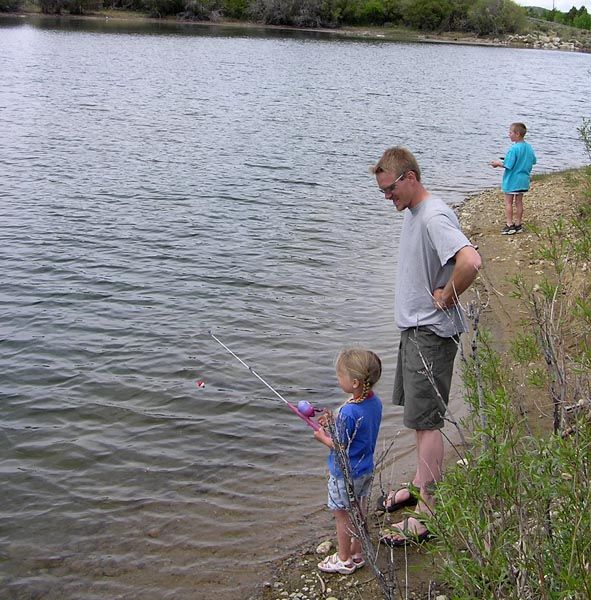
[{"x1": 208, "y1": 331, "x2": 320, "y2": 431}]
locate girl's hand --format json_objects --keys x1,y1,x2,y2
[{"x1": 313, "y1": 427, "x2": 334, "y2": 449}]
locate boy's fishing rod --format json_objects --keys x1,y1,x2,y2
[{"x1": 208, "y1": 331, "x2": 320, "y2": 431}]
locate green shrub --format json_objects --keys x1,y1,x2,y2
[
  {"x1": 223, "y1": 0, "x2": 248, "y2": 18},
  {"x1": 401, "y1": 0, "x2": 454, "y2": 31},
  {"x1": 181, "y1": 0, "x2": 220, "y2": 19},
  {"x1": 0, "y1": 0, "x2": 24, "y2": 11},
  {"x1": 248, "y1": 0, "x2": 338, "y2": 27},
  {"x1": 64, "y1": 0, "x2": 102, "y2": 14},
  {"x1": 467, "y1": 0, "x2": 526, "y2": 35},
  {"x1": 145, "y1": 0, "x2": 183, "y2": 16}
]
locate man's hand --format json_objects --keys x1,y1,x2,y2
[
  {"x1": 432, "y1": 287, "x2": 449, "y2": 310},
  {"x1": 432, "y1": 246, "x2": 482, "y2": 310}
]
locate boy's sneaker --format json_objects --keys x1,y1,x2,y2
[
  {"x1": 513, "y1": 224, "x2": 523, "y2": 234},
  {"x1": 501, "y1": 224, "x2": 516, "y2": 235}
]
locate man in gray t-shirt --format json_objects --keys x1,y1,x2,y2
[{"x1": 372, "y1": 147, "x2": 481, "y2": 546}]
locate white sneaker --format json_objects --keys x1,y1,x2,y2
[{"x1": 318, "y1": 552, "x2": 356, "y2": 575}]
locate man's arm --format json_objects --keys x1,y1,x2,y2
[{"x1": 433, "y1": 245, "x2": 482, "y2": 310}]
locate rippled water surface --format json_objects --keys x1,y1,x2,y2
[{"x1": 1, "y1": 15, "x2": 590, "y2": 599}]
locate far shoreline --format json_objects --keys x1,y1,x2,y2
[{"x1": 3, "y1": 9, "x2": 590, "y2": 53}]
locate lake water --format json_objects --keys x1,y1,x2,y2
[{"x1": 1, "y1": 15, "x2": 590, "y2": 599}]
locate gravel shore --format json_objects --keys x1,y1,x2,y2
[{"x1": 254, "y1": 167, "x2": 590, "y2": 600}]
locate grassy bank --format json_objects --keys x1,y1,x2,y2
[{"x1": 255, "y1": 163, "x2": 591, "y2": 599}]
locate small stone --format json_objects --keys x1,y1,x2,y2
[
  {"x1": 436, "y1": 595, "x2": 449, "y2": 600},
  {"x1": 315, "y1": 540, "x2": 332, "y2": 554}
]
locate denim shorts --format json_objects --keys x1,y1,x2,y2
[
  {"x1": 327, "y1": 472, "x2": 373, "y2": 511},
  {"x1": 393, "y1": 327, "x2": 458, "y2": 430}
]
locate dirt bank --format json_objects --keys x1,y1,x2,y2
[{"x1": 252, "y1": 167, "x2": 590, "y2": 600}]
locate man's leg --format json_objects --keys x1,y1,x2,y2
[
  {"x1": 416, "y1": 428, "x2": 444, "y2": 514},
  {"x1": 386, "y1": 429, "x2": 441, "y2": 538}
]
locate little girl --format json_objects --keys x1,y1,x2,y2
[{"x1": 314, "y1": 347, "x2": 383, "y2": 575}]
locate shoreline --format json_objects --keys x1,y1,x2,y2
[
  {"x1": 4, "y1": 10, "x2": 591, "y2": 53},
  {"x1": 255, "y1": 166, "x2": 589, "y2": 599}
]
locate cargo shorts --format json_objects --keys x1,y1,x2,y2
[{"x1": 393, "y1": 327, "x2": 459, "y2": 430}]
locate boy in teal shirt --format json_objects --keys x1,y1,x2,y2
[{"x1": 491, "y1": 122, "x2": 537, "y2": 235}]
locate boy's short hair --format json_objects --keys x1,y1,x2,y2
[
  {"x1": 511, "y1": 122, "x2": 527, "y2": 137},
  {"x1": 371, "y1": 147, "x2": 421, "y2": 182}
]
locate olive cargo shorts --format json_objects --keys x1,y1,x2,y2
[{"x1": 393, "y1": 327, "x2": 459, "y2": 430}]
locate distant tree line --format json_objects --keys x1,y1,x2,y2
[
  {"x1": 1, "y1": 0, "x2": 529, "y2": 34},
  {"x1": 527, "y1": 5, "x2": 591, "y2": 30}
]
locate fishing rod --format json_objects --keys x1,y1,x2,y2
[{"x1": 208, "y1": 331, "x2": 320, "y2": 431}]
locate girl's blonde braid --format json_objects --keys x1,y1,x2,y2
[{"x1": 349, "y1": 376, "x2": 371, "y2": 404}]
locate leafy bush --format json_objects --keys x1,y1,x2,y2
[
  {"x1": 467, "y1": 0, "x2": 526, "y2": 35},
  {"x1": 573, "y1": 10, "x2": 591, "y2": 30},
  {"x1": 145, "y1": 0, "x2": 184, "y2": 16},
  {"x1": 181, "y1": 0, "x2": 221, "y2": 19},
  {"x1": 223, "y1": 0, "x2": 248, "y2": 18},
  {"x1": 401, "y1": 0, "x2": 454, "y2": 31},
  {"x1": 38, "y1": 0, "x2": 64, "y2": 13},
  {"x1": 64, "y1": 0, "x2": 102, "y2": 14},
  {"x1": 248, "y1": 0, "x2": 338, "y2": 27},
  {"x1": 0, "y1": 0, "x2": 24, "y2": 11},
  {"x1": 37, "y1": 0, "x2": 102, "y2": 13}
]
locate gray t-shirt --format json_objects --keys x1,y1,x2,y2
[{"x1": 395, "y1": 196, "x2": 471, "y2": 337}]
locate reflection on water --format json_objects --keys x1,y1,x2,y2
[{"x1": 0, "y1": 16, "x2": 589, "y2": 598}]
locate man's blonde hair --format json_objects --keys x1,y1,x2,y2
[{"x1": 371, "y1": 147, "x2": 421, "y2": 182}]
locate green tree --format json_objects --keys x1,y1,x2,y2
[
  {"x1": 145, "y1": 0, "x2": 184, "y2": 16},
  {"x1": 0, "y1": 0, "x2": 23, "y2": 11},
  {"x1": 223, "y1": 0, "x2": 248, "y2": 18},
  {"x1": 401, "y1": 0, "x2": 453, "y2": 30},
  {"x1": 573, "y1": 7, "x2": 591, "y2": 30},
  {"x1": 64, "y1": 0, "x2": 102, "y2": 14},
  {"x1": 467, "y1": 0, "x2": 525, "y2": 35},
  {"x1": 248, "y1": 0, "x2": 338, "y2": 27},
  {"x1": 181, "y1": 0, "x2": 221, "y2": 18},
  {"x1": 38, "y1": 0, "x2": 64, "y2": 13}
]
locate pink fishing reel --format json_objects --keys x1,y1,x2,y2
[{"x1": 297, "y1": 400, "x2": 322, "y2": 417}]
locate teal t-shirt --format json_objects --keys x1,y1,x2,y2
[{"x1": 502, "y1": 141, "x2": 537, "y2": 193}]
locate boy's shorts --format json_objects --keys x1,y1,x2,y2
[
  {"x1": 393, "y1": 327, "x2": 458, "y2": 430},
  {"x1": 327, "y1": 472, "x2": 373, "y2": 511}
]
